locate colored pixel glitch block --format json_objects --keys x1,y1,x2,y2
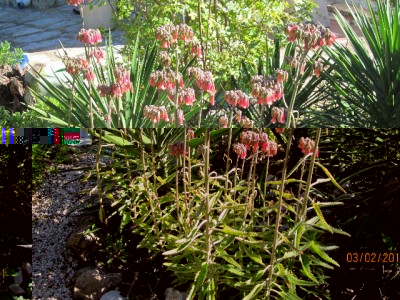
[{"x1": 1, "y1": 128, "x2": 86, "y2": 144}]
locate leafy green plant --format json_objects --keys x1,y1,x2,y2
[
  {"x1": 0, "y1": 106, "x2": 49, "y2": 127},
  {"x1": 320, "y1": 0, "x2": 400, "y2": 127},
  {"x1": 0, "y1": 41, "x2": 24, "y2": 67},
  {"x1": 84, "y1": 128, "x2": 348, "y2": 299}
]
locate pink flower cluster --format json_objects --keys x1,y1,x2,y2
[
  {"x1": 92, "y1": 48, "x2": 105, "y2": 63},
  {"x1": 186, "y1": 129, "x2": 195, "y2": 140},
  {"x1": 65, "y1": 57, "x2": 87, "y2": 76},
  {"x1": 271, "y1": 107, "x2": 286, "y2": 124},
  {"x1": 168, "y1": 87, "x2": 196, "y2": 106},
  {"x1": 191, "y1": 43, "x2": 203, "y2": 59},
  {"x1": 114, "y1": 65, "x2": 134, "y2": 96},
  {"x1": 98, "y1": 66, "x2": 133, "y2": 98},
  {"x1": 187, "y1": 67, "x2": 216, "y2": 105},
  {"x1": 233, "y1": 131, "x2": 278, "y2": 159},
  {"x1": 224, "y1": 90, "x2": 250, "y2": 109},
  {"x1": 233, "y1": 143, "x2": 247, "y2": 159},
  {"x1": 219, "y1": 115, "x2": 228, "y2": 128},
  {"x1": 169, "y1": 142, "x2": 186, "y2": 157},
  {"x1": 65, "y1": 57, "x2": 95, "y2": 82},
  {"x1": 250, "y1": 74, "x2": 285, "y2": 107},
  {"x1": 144, "y1": 105, "x2": 170, "y2": 124},
  {"x1": 150, "y1": 69, "x2": 184, "y2": 91},
  {"x1": 235, "y1": 110, "x2": 242, "y2": 123},
  {"x1": 77, "y1": 28, "x2": 102, "y2": 45},
  {"x1": 241, "y1": 116, "x2": 254, "y2": 128},
  {"x1": 159, "y1": 51, "x2": 172, "y2": 68},
  {"x1": 313, "y1": 60, "x2": 324, "y2": 77},
  {"x1": 170, "y1": 108, "x2": 184, "y2": 127},
  {"x1": 298, "y1": 137, "x2": 319, "y2": 157},
  {"x1": 287, "y1": 22, "x2": 337, "y2": 50},
  {"x1": 170, "y1": 109, "x2": 185, "y2": 125},
  {"x1": 155, "y1": 24, "x2": 194, "y2": 48},
  {"x1": 66, "y1": 0, "x2": 87, "y2": 6}
]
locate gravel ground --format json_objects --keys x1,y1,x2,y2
[{"x1": 32, "y1": 146, "x2": 113, "y2": 299}]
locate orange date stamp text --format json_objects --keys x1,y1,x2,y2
[{"x1": 346, "y1": 252, "x2": 399, "y2": 263}]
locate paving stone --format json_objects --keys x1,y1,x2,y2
[
  {"x1": 12, "y1": 27, "x2": 44, "y2": 38},
  {"x1": 18, "y1": 39, "x2": 62, "y2": 52},
  {"x1": 25, "y1": 17, "x2": 68, "y2": 28},
  {"x1": 49, "y1": 19, "x2": 81, "y2": 31}
]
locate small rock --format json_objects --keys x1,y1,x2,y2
[
  {"x1": 13, "y1": 267, "x2": 23, "y2": 285},
  {"x1": 73, "y1": 268, "x2": 123, "y2": 300},
  {"x1": 165, "y1": 287, "x2": 187, "y2": 300},
  {"x1": 67, "y1": 215, "x2": 99, "y2": 264},
  {"x1": 100, "y1": 290, "x2": 126, "y2": 300},
  {"x1": 22, "y1": 261, "x2": 32, "y2": 276},
  {"x1": 9, "y1": 283, "x2": 25, "y2": 295}
]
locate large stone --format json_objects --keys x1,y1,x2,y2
[
  {"x1": 73, "y1": 268, "x2": 123, "y2": 300},
  {"x1": 67, "y1": 216, "x2": 100, "y2": 264},
  {"x1": 100, "y1": 290, "x2": 126, "y2": 300}
]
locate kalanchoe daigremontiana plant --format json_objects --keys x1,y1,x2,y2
[
  {"x1": 285, "y1": 21, "x2": 336, "y2": 128},
  {"x1": 147, "y1": 23, "x2": 215, "y2": 127},
  {"x1": 88, "y1": 128, "x2": 350, "y2": 299}
]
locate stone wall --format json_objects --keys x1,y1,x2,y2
[{"x1": 0, "y1": 0, "x2": 64, "y2": 10}]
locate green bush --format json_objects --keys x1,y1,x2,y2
[
  {"x1": 0, "y1": 41, "x2": 24, "y2": 66},
  {"x1": 0, "y1": 106, "x2": 50, "y2": 127},
  {"x1": 117, "y1": 0, "x2": 316, "y2": 83}
]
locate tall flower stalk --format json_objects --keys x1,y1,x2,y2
[
  {"x1": 266, "y1": 129, "x2": 293, "y2": 296},
  {"x1": 95, "y1": 128, "x2": 106, "y2": 224},
  {"x1": 204, "y1": 128, "x2": 212, "y2": 279},
  {"x1": 139, "y1": 128, "x2": 159, "y2": 235},
  {"x1": 299, "y1": 129, "x2": 322, "y2": 220}
]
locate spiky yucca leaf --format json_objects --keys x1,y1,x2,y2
[{"x1": 322, "y1": 0, "x2": 400, "y2": 127}]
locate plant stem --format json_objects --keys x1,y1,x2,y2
[
  {"x1": 95, "y1": 128, "x2": 106, "y2": 224},
  {"x1": 175, "y1": 156, "x2": 182, "y2": 233},
  {"x1": 139, "y1": 128, "x2": 159, "y2": 235},
  {"x1": 183, "y1": 128, "x2": 189, "y2": 228},
  {"x1": 123, "y1": 129, "x2": 132, "y2": 185},
  {"x1": 174, "y1": 43, "x2": 180, "y2": 127},
  {"x1": 204, "y1": 0, "x2": 213, "y2": 71},
  {"x1": 299, "y1": 129, "x2": 322, "y2": 221},
  {"x1": 262, "y1": 155, "x2": 270, "y2": 222},
  {"x1": 233, "y1": 157, "x2": 239, "y2": 203},
  {"x1": 243, "y1": 155, "x2": 254, "y2": 223},
  {"x1": 266, "y1": 129, "x2": 293, "y2": 296},
  {"x1": 240, "y1": 157, "x2": 245, "y2": 181},
  {"x1": 295, "y1": 159, "x2": 306, "y2": 222},
  {"x1": 198, "y1": 90, "x2": 204, "y2": 127},
  {"x1": 259, "y1": 104, "x2": 265, "y2": 128},
  {"x1": 285, "y1": 50, "x2": 308, "y2": 128},
  {"x1": 250, "y1": 145, "x2": 259, "y2": 224},
  {"x1": 204, "y1": 128, "x2": 212, "y2": 271},
  {"x1": 68, "y1": 77, "x2": 76, "y2": 126},
  {"x1": 117, "y1": 96, "x2": 121, "y2": 127},
  {"x1": 224, "y1": 112, "x2": 233, "y2": 197},
  {"x1": 198, "y1": 0, "x2": 206, "y2": 70},
  {"x1": 150, "y1": 129, "x2": 158, "y2": 201}
]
